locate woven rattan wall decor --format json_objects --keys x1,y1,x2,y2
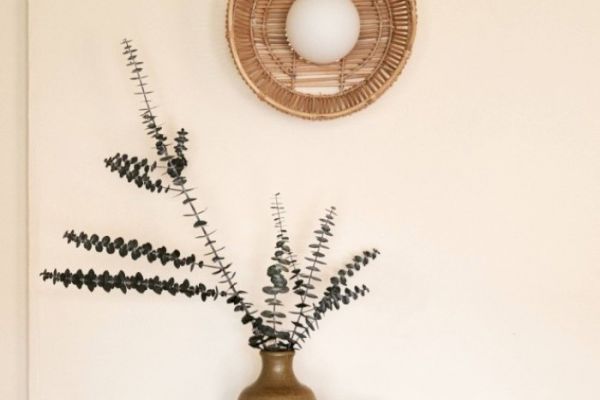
[{"x1": 227, "y1": 0, "x2": 417, "y2": 120}]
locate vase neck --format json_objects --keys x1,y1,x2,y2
[{"x1": 259, "y1": 351, "x2": 299, "y2": 383}]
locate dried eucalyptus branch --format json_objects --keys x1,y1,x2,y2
[
  {"x1": 104, "y1": 153, "x2": 179, "y2": 194},
  {"x1": 41, "y1": 268, "x2": 222, "y2": 299},
  {"x1": 62, "y1": 230, "x2": 203, "y2": 271},
  {"x1": 313, "y1": 249, "x2": 379, "y2": 321},
  {"x1": 120, "y1": 39, "x2": 264, "y2": 343},
  {"x1": 288, "y1": 207, "x2": 337, "y2": 348},
  {"x1": 258, "y1": 193, "x2": 295, "y2": 351}
]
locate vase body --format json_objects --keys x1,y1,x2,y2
[{"x1": 238, "y1": 351, "x2": 316, "y2": 400}]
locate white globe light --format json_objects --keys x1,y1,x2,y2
[{"x1": 286, "y1": 0, "x2": 361, "y2": 65}]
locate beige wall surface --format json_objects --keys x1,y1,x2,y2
[
  {"x1": 29, "y1": 1, "x2": 600, "y2": 399},
  {"x1": 0, "y1": 0, "x2": 28, "y2": 399}
]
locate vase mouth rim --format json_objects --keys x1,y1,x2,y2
[{"x1": 260, "y1": 350, "x2": 296, "y2": 356}]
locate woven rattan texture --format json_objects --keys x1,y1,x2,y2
[{"x1": 227, "y1": 0, "x2": 416, "y2": 120}]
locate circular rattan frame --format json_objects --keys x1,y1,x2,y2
[{"x1": 227, "y1": 0, "x2": 417, "y2": 120}]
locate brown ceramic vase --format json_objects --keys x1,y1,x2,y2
[{"x1": 238, "y1": 351, "x2": 316, "y2": 400}]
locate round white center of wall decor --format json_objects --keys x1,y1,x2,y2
[{"x1": 286, "y1": 0, "x2": 361, "y2": 65}]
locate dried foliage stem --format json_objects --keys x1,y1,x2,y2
[
  {"x1": 289, "y1": 207, "x2": 336, "y2": 348},
  {"x1": 263, "y1": 193, "x2": 296, "y2": 349},
  {"x1": 121, "y1": 39, "x2": 256, "y2": 322},
  {"x1": 270, "y1": 195, "x2": 283, "y2": 336}
]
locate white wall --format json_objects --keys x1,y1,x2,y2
[
  {"x1": 29, "y1": 1, "x2": 600, "y2": 399},
  {"x1": 0, "y1": 1, "x2": 28, "y2": 399}
]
